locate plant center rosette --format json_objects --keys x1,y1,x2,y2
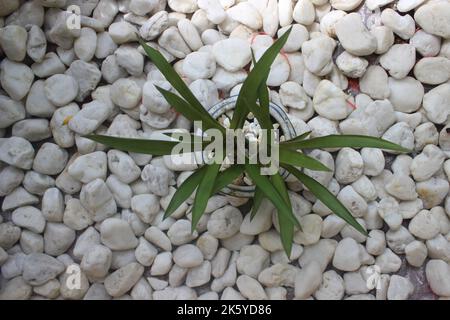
[{"x1": 189, "y1": 95, "x2": 296, "y2": 198}]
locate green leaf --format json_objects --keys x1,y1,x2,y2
[
  {"x1": 284, "y1": 131, "x2": 312, "y2": 143},
  {"x1": 212, "y1": 165, "x2": 245, "y2": 194},
  {"x1": 230, "y1": 27, "x2": 292, "y2": 129},
  {"x1": 85, "y1": 135, "x2": 188, "y2": 155},
  {"x1": 281, "y1": 135, "x2": 411, "y2": 152},
  {"x1": 139, "y1": 39, "x2": 206, "y2": 114},
  {"x1": 164, "y1": 166, "x2": 208, "y2": 219},
  {"x1": 155, "y1": 85, "x2": 224, "y2": 134},
  {"x1": 251, "y1": 49, "x2": 271, "y2": 131},
  {"x1": 191, "y1": 164, "x2": 221, "y2": 231},
  {"x1": 284, "y1": 164, "x2": 368, "y2": 236},
  {"x1": 270, "y1": 173, "x2": 294, "y2": 256},
  {"x1": 244, "y1": 163, "x2": 299, "y2": 228},
  {"x1": 279, "y1": 147, "x2": 332, "y2": 172},
  {"x1": 250, "y1": 187, "x2": 264, "y2": 220},
  {"x1": 242, "y1": 97, "x2": 272, "y2": 131}
]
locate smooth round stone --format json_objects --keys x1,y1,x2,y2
[
  {"x1": 173, "y1": 244, "x2": 204, "y2": 268},
  {"x1": 207, "y1": 206, "x2": 243, "y2": 239},
  {"x1": 182, "y1": 51, "x2": 216, "y2": 80},
  {"x1": 414, "y1": 2, "x2": 450, "y2": 39},
  {"x1": 0, "y1": 25, "x2": 27, "y2": 62},
  {"x1": 212, "y1": 38, "x2": 251, "y2": 72},
  {"x1": 32, "y1": 143, "x2": 68, "y2": 176},
  {"x1": 100, "y1": 218, "x2": 138, "y2": 251},
  {"x1": 44, "y1": 74, "x2": 79, "y2": 107},
  {"x1": 414, "y1": 57, "x2": 450, "y2": 85},
  {"x1": 0, "y1": 59, "x2": 34, "y2": 101},
  {"x1": 110, "y1": 78, "x2": 142, "y2": 110},
  {"x1": 335, "y1": 13, "x2": 376, "y2": 56},
  {"x1": 388, "y1": 77, "x2": 424, "y2": 113}
]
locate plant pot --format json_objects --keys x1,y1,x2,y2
[{"x1": 207, "y1": 95, "x2": 297, "y2": 198}]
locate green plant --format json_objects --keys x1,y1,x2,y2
[{"x1": 87, "y1": 28, "x2": 409, "y2": 255}]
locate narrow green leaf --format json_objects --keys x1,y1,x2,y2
[
  {"x1": 279, "y1": 147, "x2": 332, "y2": 172},
  {"x1": 139, "y1": 39, "x2": 205, "y2": 114},
  {"x1": 251, "y1": 49, "x2": 271, "y2": 131},
  {"x1": 242, "y1": 97, "x2": 272, "y2": 131},
  {"x1": 155, "y1": 86, "x2": 224, "y2": 134},
  {"x1": 212, "y1": 165, "x2": 245, "y2": 194},
  {"x1": 281, "y1": 135, "x2": 411, "y2": 152},
  {"x1": 284, "y1": 131, "x2": 312, "y2": 143},
  {"x1": 191, "y1": 164, "x2": 221, "y2": 231},
  {"x1": 270, "y1": 173, "x2": 294, "y2": 256},
  {"x1": 164, "y1": 166, "x2": 208, "y2": 219},
  {"x1": 86, "y1": 135, "x2": 186, "y2": 155},
  {"x1": 230, "y1": 27, "x2": 292, "y2": 129},
  {"x1": 244, "y1": 163, "x2": 299, "y2": 228},
  {"x1": 250, "y1": 187, "x2": 264, "y2": 220},
  {"x1": 284, "y1": 164, "x2": 368, "y2": 236}
]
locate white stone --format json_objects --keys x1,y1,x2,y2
[
  {"x1": 12, "y1": 206, "x2": 45, "y2": 233},
  {"x1": 335, "y1": 13, "x2": 376, "y2": 56},
  {"x1": 278, "y1": 24, "x2": 309, "y2": 53},
  {"x1": 293, "y1": 0, "x2": 315, "y2": 26},
  {"x1": 414, "y1": 57, "x2": 450, "y2": 85},
  {"x1": 168, "y1": 0, "x2": 197, "y2": 13},
  {"x1": 375, "y1": 248, "x2": 402, "y2": 273},
  {"x1": 336, "y1": 51, "x2": 368, "y2": 78},
  {"x1": 370, "y1": 26, "x2": 395, "y2": 55},
  {"x1": 426, "y1": 260, "x2": 450, "y2": 297},
  {"x1": 381, "y1": 9, "x2": 415, "y2": 40},
  {"x1": 158, "y1": 26, "x2": 191, "y2": 59},
  {"x1": 150, "y1": 252, "x2": 173, "y2": 276},
  {"x1": 385, "y1": 174, "x2": 417, "y2": 201},
  {"x1": 314, "y1": 270, "x2": 344, "y2": 300},
  {"x1": 183, "y1": 51, "x2": 216, "y2": 80},
  {"x1": 414, "y1": 2, "x2": 450, "y2": 39},
  {"x1": 212, "y1": 38, "x2": 251, "y2": 72},
  {"x1": 313, "y1": 80, "x2": 350, "y2": 120},
  {"x1": 301, "y1": 35, "x2": 335, "y2": 76},
  {"x1": 177, "y1": 19, "x2": 203, "y2": 51},
  {"x1": 387, "y1": 275, "x2": 414, "y2": 300},
  {"x1": 107, "y1": 150, "x2": 141, "y2": 184},
  {"x1": 68, "y1": 100, "x2": 111, "y2": 135},
  {"x1": 333, "y1": 238, "x2": 361, "y2": 272},
  {"x1": 236, "y1": 245, "x2": 270, "y2": 278},
  {"x1": 388, "y1": 77, "x2": 423, "y2": 113},
  {"x1": 65, "y1": 60, "x2": 101, "y2": 102},
  {"x1": 110, "y1": 78, "x2": 142, "y2": 110},
  {"x1": 140, "y1": 10, "x2": 169, "y2": 41},
  {"x1": 380, "y1": 44, "x2": 415, "y2": 79},
  {"x1": 207, "y1": 206, "x2": 242, "y2": 239},
  {"x1": 405, "y1": 240, "x2": 427, "y2": 267},
  {"x1": 227, "y1": 2, "x2": 262, "y2": 30},
  {"x1": 68, "y1": 152, "x2": 107, "y2": 184},
  {"x1": 22, "y1": 253, "x2": 65, "y2": 286},
  {"x1": 167, "y1": 219, "x2": 198, "y2": 246},
  {"x1": 294, "y1": 261, "x2": 322, "y2": 299},
  {"x1": 410, "y1": 30, "x2": 441, "y2": 57},
  {"x1": 44, "y1": 222, "x2": 76, "y2": 256},
  {"x1": 411, "y1": 144, "x2": 445, "y2": 182},
  {"x1": 0, "y1": 25, "x2": 27, "y2": 62},
  {"x1": 0, "y1": 59, "x2": 34, "y2": 101},
  {"x1": 409, "y1": 209, "x2": 440, "y2": 240},
  {"x1": 80, "y1": 178, "x2": 117, "y2": 222},
  {"x1": 359, "y1": 66, "x2": 389, "y2": 100},
  {"x1": 104, "y1": 262, "x2": 144, "y2": 297},
  {"x1": 422, "y1": 83, "x2": 450, "y2": 124},
  {"x1": 115, "y1": 45, "x2": 144, "y2": 76},
  {"x1": 141, "y1": 162, "x2": 173, "y2": 196},
  {"x1": 236, "y1": 275, "x2": 267, "y2": 300},
  {"x1": 33, "y1": 143, "x2": 68, "y2": 176}
]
